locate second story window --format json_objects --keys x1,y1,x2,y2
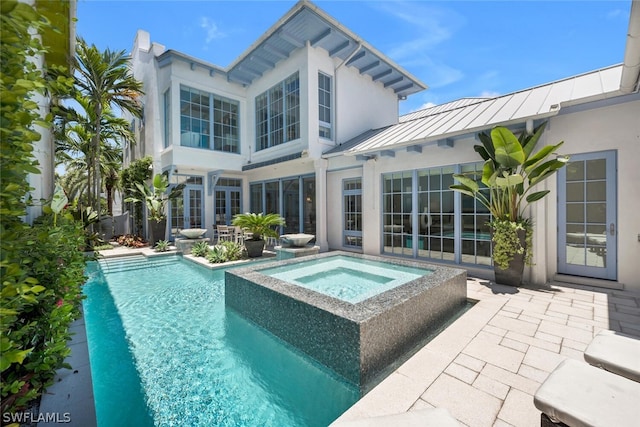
[
  {"x1": 179, "y1": 85, "x2": 240, "y2": 153},
  {"x1": 318, "y1": 72, "x2": 332, "y2": 139},
  {"x1": 255, "y1": 72, "x2": 300, "y2": 151}
]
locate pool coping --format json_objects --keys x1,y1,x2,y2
[
  {"x1": 230, "y1": 251, "x2": 467, "y2": 323},
  {"x1": 37, "y1": 313, "x2": 96, "y2": 427}
]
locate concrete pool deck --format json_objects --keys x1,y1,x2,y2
[{"x1": 40, "y1": 248, "x2": 640, "y2": 426}]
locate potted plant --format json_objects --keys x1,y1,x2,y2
[
  {"x1": 231, "y1": 212, "x2": 285, "y2": 257},
  {"x1": 450, "y1": 123, "x2": 568, "y2": 286},
  {"x1": 125, "y1": 173, "x2": 185, "y2": 246}
]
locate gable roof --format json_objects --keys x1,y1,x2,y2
[
  {"x1": 225, "y1": 0, "x2": 427, "y2": 98},
  {"x1": 326, "y1": 65, "x2": 624, "y2": 157}
]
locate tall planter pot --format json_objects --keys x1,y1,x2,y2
[
  {"x1": 149, "y1": 219, "x2": 167, "y2": 246},
  {"x1": 493, "y1": 228, "x2": 526, "y2": 287},
  {"x1": 244, "y1": 239, "x2": 265, "y2": 258}
]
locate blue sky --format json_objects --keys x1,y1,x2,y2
[{"x1": 76, "y1": 0, "x2": 632, "y2": 114}]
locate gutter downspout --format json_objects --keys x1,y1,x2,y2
[{"x1": 621, "y1": 0, "x2": 640, "y2": 93}]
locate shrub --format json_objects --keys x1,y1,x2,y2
[
  {"x1": 190, "y1": 241, "x2": 211, "y2": 257},
  {"x1": 154, "y1": 240, "x2": 170, "y2": 252},
  {"x1": 219, "y1": 241, "x2": 244, "y2": 261},
  {"x1": 114, "y1": 234, "x2": 147, "y2": 248},
  {"x1": 205, "y1": 246, "x2": 227, "y2": 264},
  {"x1": 1, "y1": 213, "x2": 86, "y2": 413}
]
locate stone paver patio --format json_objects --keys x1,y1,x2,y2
[{"x1": 333, "y1": 277, "x2": 640, "y2": 426}]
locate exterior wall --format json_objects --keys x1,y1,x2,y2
[
  {"x1": 325, "y1": 95, "x2": 640, "y2": 291},
  {"x1": 543, "y1": 97, "x2": 640, "y2": 289}
]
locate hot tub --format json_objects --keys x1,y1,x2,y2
[{"x1": 225, "y1": 251, "x2": 467, "y2": 390}]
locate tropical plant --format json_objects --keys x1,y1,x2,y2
[
  {"x1": 206, "y1": 246, "x2": 228, "y2": 264},
  {"x1": 231, "y1": 213, "x2": 285, "y2": 241},
  {"x1": 219, "y1": 241, "x2": 244, "y2": 261},
  {"x1": 125, "y1": 173, "x2": 185, "y2": 222},
  {"x1": 154, "y1": 240, "x2": 170, "y2": 252},
  {"x1": 450, "y1": 123, "x2": 568, "y2": 282},
  {"x1": 120, "y1": 156, "x2": 153, "y2": 235},
  {"x1": 191, "y1": 241, "x2": 211, "y2": 257},
  {"x1": 72, "y1": 38, "x2": 144, "y2": 219}
]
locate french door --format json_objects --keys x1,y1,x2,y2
[
  {"x1": 170, "y1": 185, "x2": 203, "y2": 235},
  {"x1": 558, "y1": 151, "x2": 617, "y2": 280},
  {"x1": 214, "y1": 188, "x2": 241, "y2": 225}
]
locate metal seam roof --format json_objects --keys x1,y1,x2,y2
[
  {"x1": 165, "y1": 0, "x2": 428, "y2": 98},
  {"x1": 328, "y1": 64, "x2": 624, "y2": 156}
]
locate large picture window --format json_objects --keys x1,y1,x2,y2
[
  {"x1": 179, "y1": 85, "x2": 239, "y2": 153},
  {"x1": 382, "y1": 163, "x2": 492, "y2": 267},
  {"x1": 255, "y1": 72, "x2": 300, "y2": 151}
]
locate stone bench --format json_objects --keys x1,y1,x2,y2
[
  {"x1": 584, "y1": 329, "x2": 640, "y2": 382},
  {"x1": 534, "y1": 359, "x2": 640, "y2": 426}
]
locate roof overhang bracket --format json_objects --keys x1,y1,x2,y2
[
  {"x1": 380, "y1": 150, "x2": 395, "y2": 158},
  {"x1": 208, "y1": 170, "x2": 224, "y2": 196},
  {"x1": 329, "y1": 40, "x2": 350, "y2": 57},
  {"x1": 355, "y1": 154, "x2": 377, "y2": 162},
  {"x1": 437, "y1": 138, "x2": 454, "y2": 149},
  {"x1": 372, "y1": 69, "x2": 392, "y2": 81},
  {"x1": 278, "y1": 29, "x2": 304, "y2": 48},
  {"x1": 359, "y1": 60, "x2": 380, "y2": 74},
  {"x1": 406, "y1": 145, "x2": 422, "y2": 154},
  {"x1": 345, "y1": 50, "x2": 366, "y2": 66},
  {"x1": 310, "y1": 28, "x2": 332, "y2": 47}
]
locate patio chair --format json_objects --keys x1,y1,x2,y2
[{"x1": 216, "y1": 225, "x2": 233, "y2": 244}]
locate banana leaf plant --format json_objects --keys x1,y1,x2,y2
[
  {"x1": 125, "y1": 173, "x2": 185, "y2": 222},
  {"x1": 450, "y1": 123, "x2": 569, "y2": 281},
  {"x1": 451, "y1": 123, "x2": 569, "y2": 222}
]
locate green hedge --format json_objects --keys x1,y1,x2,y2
[{"x1": 1, "y1": 0, "x2": 86, "y2": 413}]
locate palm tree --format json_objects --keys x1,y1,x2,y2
[
  {"x1": 56, "y1": 101, "x2": 133, "y2": 215},
  {"x1": 73, "y1": 38, "x2": 143, "y2": 218}
]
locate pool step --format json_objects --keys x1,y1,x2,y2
[{"x1": 98, "y1": 255, "x2": 178, "y2": 273}]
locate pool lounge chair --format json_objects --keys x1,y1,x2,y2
[
  {"x1": 583, "y1": 329, "x2": 640, "y2": 382},
  {"x1": 534, "y1": 358, "x2": 640, "y2": 426},
  {"x1": 534, "y1": 330, "x2": 640, "y2": 426}
]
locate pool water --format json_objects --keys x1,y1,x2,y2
[
  {"x1": 260, "y1": 255, "x2": 431, "y2": 303},
  {"x1": 84, "y1": 256, "x2": 358, "y2": 427}
]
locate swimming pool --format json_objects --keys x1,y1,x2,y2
[{"x1": 84, "y1": 255, "x2": 358, "y2": 427}]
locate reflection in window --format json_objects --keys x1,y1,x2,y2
[
  {"x1": 255, "y1": 72, "x2": 300, "y2": 151},
  {"x1": 382, "y1": 163, "x2": 492, "y2": 267},
  {"x1": 343, "y1": 178, "x2": 362, "y2": 248},
  {"x1": 318, "y1": 72, "x2": 332, "y2": 139},
  {"x1": 382, "y1": 171, "x2": 413, "y2": 256},
  {"x1": 179, "y1": 85, "x2": 239, "y2": 153}
]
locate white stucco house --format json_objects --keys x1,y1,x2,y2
[{"x1": 128, "y1": 0, "x2": 640, "y2": 290}]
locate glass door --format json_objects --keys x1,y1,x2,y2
[
  {"x1": 558, "y1": 151, "x2": 616, "y2": 280},
  {"x1": 214, "y1": 188, "x2": 242, "y2": 225},
  {"x1": 170, "y1": 185, "x2": 203, "y2": 235}
]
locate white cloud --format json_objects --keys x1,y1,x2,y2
[
  {"x1": 418, "y1": 102, "x2": 437, "y2": 110},
  {"x1": 200, "y1": 16, "x2": 225, "y2": 44},
  {"x1": 479, "y1": 90, "x2": 500, "y2": 98},
  {"x1": 373, "y1": 1, "x2": 464, "y2": 60}
]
